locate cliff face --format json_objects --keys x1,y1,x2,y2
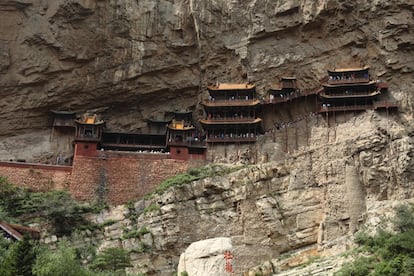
[
  {"x1": 2, "y1": 1, "x2": 413, "y2": 275},
  {"x1": 0, "y1": 0, "x2": 413, "y2": 161},
  {"x1": 75, "y1": 111, "x2": 413, "y2": 275}
]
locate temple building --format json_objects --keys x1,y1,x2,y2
[
  {"x1": 50, "y1": 110, "x2": 77, "y2": 164},
  {"x1": 166, "y1": 111, "x2": 206, "y2": 160},
  {"x1": 101, "y1": 119, "x2": 169, "y2": 152},
  {"x1": 51, "y1": 110, "x2": 76, "y2": 130},
  {"x1": 319, "y1": 66, "x2": 387, "y2": 112},
  {"x1": 74, "y1": 114, "x2": 105, "y2": 156},
  {"x1": 200, "y1": 83, "x2": 262, "y2": 143},
  {"x1": 267, "y1": 77, "x2": 299, "y2": 103}
]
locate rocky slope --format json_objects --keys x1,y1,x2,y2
[
  {"x1": 1, "y1": 0, "x2": 414, "y2": 275},
  {"x1": 52, "y1": 110, "x2": 413, "y2": 275},
  {"x1": 0, "y1": 0, "x2": 413, "y2": 161}
]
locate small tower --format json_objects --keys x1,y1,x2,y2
[
  {"x1": 74, "y1": 114, "x2": 105, "y2": 156},
  {"x1": 166, "y1": 111, "x2": 206, "y2": 160}
]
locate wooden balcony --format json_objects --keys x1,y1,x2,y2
[
  {"x1": 263, "y1": 89, "x2": 320, "y2": 105},
  {"x1": 200, "y1": 118, "x2": 262, "y2": 125},
  {"x1": 373, "y1": 101, "x2": 398, "y2": 109},
  {"x1": 319, "y1": 90, "x2": 380, "y2": 99},
  {"x1": 202, "y1": 99, "x2": 260, "y2": 107},
  {"x1": 327, "y1": 77, "x2": 370, "y2": 85},
  {"x1": 100, "y1": 143, "x2": 165, "y2": 150},
  {"x1": 318, "y1": 101, "x2": 398, "y2": 113},
  {"x1": 166, "y1": 140, "x2": 206, "y2": 148},
  {"x1": 207, "y1": 136, "x2": 257, "y2": 143}
]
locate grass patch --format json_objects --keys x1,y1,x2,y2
[
  {"x1": 145, "y1": 164, "x2": 246, "y2": 199},
  {"x1": 122, "y1": 226, "x2": 150, "y2": 240},
  {"x1": 143, "y1": 204, "x2": 160, "y2": 214}
]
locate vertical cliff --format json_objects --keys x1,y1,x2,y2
[{"x1": 0, "y1": 0, "x2": 413, "y2": 161}]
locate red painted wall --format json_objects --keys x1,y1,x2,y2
[
  {"x1": 0, "y1": 162, "x2": 72, "y2": 191},
  {"x1": 74, "y1": 141, "x2": 99, "y2": 157},
  {"x1": 70, "y1": 151, "x2": 190, "y2": 205},
  {"x1": 0, "y1": 143, "x2": 206, "y2": 205}
]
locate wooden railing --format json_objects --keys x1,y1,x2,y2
[
  {"x1": 263, "y1": 89, "x2": 319, "y2": 104},
  {"x1": 203, "y1": 117, "x2": 256, "y2": 122},
  {"x1": 202, "y1": 99, "x2": 259, "y2": 106},
  {"x1": 373, "y1": 101, "x2": 398, "y2": 109},
  {"x1": 318, "y1": 101, "x2": 398, "y2": 113},
  {"x1": 327, "y1": 77, "x2": 370, "y2": 84},
  {"x1": 101, "y1": 143, "x2": 165, "y2": 149},
  {"x1": 166, "y1": 140, "x2": 206, "y2": 147},
  {"x1": 207, "y1": 136, "x2": 257, "y2": 143}
]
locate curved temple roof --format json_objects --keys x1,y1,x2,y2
[
  {"x1": 328, "y1": 66, "x2": 369, "y2": 74},
  {"x1": 319, "y1": 90, "x2": 381, "y2": 99},
  {"x1": 75, "y1": 114, "x2": 105, "y2": 125},
  {"x1": 200, "y1": 118, "x2": 262, "y2": 125},
  {"x1": 323, "y1": 80, "x2": 376, "y2": 87}
]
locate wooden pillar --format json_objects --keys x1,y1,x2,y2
[
  {"x1": 305, "y1": 115, "x2": 309, "y2": 146},
  {"x1": 285, "y1": 126, "x2": 288, "y2": 153},
  {"x1": 295, "y1": 124, "x2": 298, "y2": 150}
]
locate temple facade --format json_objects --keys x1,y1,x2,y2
[
  {"x1": 166, "y1": 111, "x2": 206, "y2": 160},
  {"x1": 200, "y1": 83, "x2": 263, "y2": 143},
  {"x1": 318, "y1": 66, "x2": 394, "y2": 112}
]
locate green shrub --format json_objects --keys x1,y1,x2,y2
[
  {"x1": 90, "y1": 247, "x2": 132, "y2": 273},
  {"x1": 336, "y1": 204, "x2": 414, "y2": 276},
  {"x1": 146, "y1": 164, "x2": 245, "y2": 198},
  {"x1": 336, "y1": 257, "x2": 373, "y2": 276},
  {"x1": 122, "y1": 226, "x2": 150, "y2": 240},
  {"x1": 33, "y1": 240, "x2": 91, "y2": 276},
  {"x1": 0, "y1": 176, "x2": 97, "y2": 236},
  {"x1": 0, "y1": 236, "x2": 39, "y2": 276},
  {"x1": 143, "y1": 204, "x2": 160, "y2": 214}
]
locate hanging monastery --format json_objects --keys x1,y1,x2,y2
[{"x1": 0, "y1": 67, "x2": 398, "y2": 204}]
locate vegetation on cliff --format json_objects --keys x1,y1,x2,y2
[
  {"x1": 145, "y1": 164, "x2": 246, "y2": 198},
  {"x1": 0, "y1": 176, "x2": 135, "y2": 275},
  {"x1": 336, "y1": 204, "x2": 414, "y2": 276},
  {"x1": 0, "y1": 176, "x2": 96, "y2": 236}
]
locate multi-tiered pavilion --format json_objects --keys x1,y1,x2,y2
[
  {"x1": 200, "y1": 83, "x2": 262, "y2": 143},
  {"x1": 318, "y1": 66, "x2": 395, "y2": 112}
]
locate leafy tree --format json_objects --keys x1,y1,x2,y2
[
  {"x1": 33, "y1": 240, "x2": 90, "y2": 276},
  {"x1": 336, "y1": 204, "x2": 414, "y2": 276},
  {"x1": 91, "y1": 247, "x2": 132, "y2": 274},
  {"x1": 0, "y1": 236, "x2": 38, "y2": 276},
  {"x1": 0, "y1": 176, "x2": 95, "y2": 236}
]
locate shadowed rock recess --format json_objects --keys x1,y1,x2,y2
[{"x1": 1, "y1": 0, "x2": 414, "y2": 275}]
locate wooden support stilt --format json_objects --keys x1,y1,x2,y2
[
  {"x1": 285, "y1": 126, "x2": 288, "y2": 153},
  {"x1": 326, "y1": 112, "x2": 329, "y2": 143},
  {"x1": 305, "y1": 115, "x2": 309, "y2": 146},
  {"x1": 295, "y1": 124, "x2": 298, "y2": 150}
]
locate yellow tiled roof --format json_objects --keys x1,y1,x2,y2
[{"x1": 329, "y1": 66, "x2": 369, "y2": 73}]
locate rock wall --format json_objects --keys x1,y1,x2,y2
[
  {"x1": 67, "y1": 111, "x2": 413, "y2": 275},
  {"x1": 0, "y1": 0, "x2": 413, "y2": 161}
]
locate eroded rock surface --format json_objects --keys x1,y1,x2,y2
[
  {"x1": 59, "y1": 111, "x2": 414, "y2": 275},
  {"x1": 0, "y1": 0, "x2": 413, "y2": 161}
]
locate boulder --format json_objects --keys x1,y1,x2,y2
[{"x1": 177, "y1": 237, "x2": 233, "y2": 276}]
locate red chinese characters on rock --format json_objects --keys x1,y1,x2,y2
[{"x1": 224, "y1": 250, "x2": 234, "y2": 273}]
